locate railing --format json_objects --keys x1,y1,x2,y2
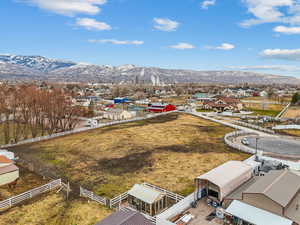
[
  {"x1": 109, "y1": 191, "x2": 128, "y2": 208},
  {"x1": 233, "y1": 120, "x2": 275, "y2": 134},
  {"x1": 0, "y1": 179, "x2": 62, "y2": 211},
  {"x1": 79, "y1": 182, "x2": 184, "y2": 211},
  {"x1": 224, "y1": 131, "x2": 258, "y2": 154},
  {"x1": 276, "y1": 103, "x2": 290, "y2": 119},
  {"x1": 79, "y1": 187, "x2": 107, "y2": 206},
  {"x1": 1, "y1": 111, "x2": 178, "y2": 148},
  {"x1": 143, "y1": 183, "x2": 184, "y2": 202}
]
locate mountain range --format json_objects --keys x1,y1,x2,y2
[{"x1": 0, "y1": 54, "x2": 299, "y2": 85}]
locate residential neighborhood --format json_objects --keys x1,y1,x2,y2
[{"x1": 2, "y1": 1, "x2": 300, "y2": 224}]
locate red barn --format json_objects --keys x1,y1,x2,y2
[{"x1": 148, "y1": 103, "x2": 176, "y2": 113}]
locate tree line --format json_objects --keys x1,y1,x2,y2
[{"x1": 0, "y1": 84, "x2": 81, "y2": 144}]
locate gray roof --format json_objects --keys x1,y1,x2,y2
[
  {"x1": 95, "y1": 209, "x2": 154, "y2": 225},
  {"x1": 244, "y1": 170, "x2": 300, "y2": 207}
]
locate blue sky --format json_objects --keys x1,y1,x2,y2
[{"x1": 1, "y1": 0, "x2": 300, "y2": 77}]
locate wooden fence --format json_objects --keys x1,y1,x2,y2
[
  {"x1": 143, "y1": 183, "x2": 184, "y2": 202},
  {"x1": 109, "y1": 191, "x2": 129, "y2": 208},
  {"x1": 80, "y1": 182, "x2": 185, "y2": 210},
  {"x1": 0, "y1": 179, "x2": 62, "y2": 211},
  {"x1": 79, "y1": 187, "x2": 107, "y2": 206}
]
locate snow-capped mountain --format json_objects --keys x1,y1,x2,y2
[
  {"x1": 0, "y1": 54, "x2": 299, "y2": 84},
  {"x1": 0, "y1": 54, "x2": 76, "y2": 72}
]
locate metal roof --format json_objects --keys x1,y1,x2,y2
[
  {"x1": 0, "y1": 164, "x2": 19, "y2": 175},
  {"x1": 128, "y1": 184, "x2": 165, "y2": 204},
  {"x1": 95, "y1": 208, "x2": 154, "y2": 225},
  {"x1": 244, "y1": 170, "x2": 300, "y2": 207},
  {"x1": 0, "y1": 155, "x2": 13, "y2": 164},
  {"x1": 226, "y1": 200, "x2": 293, "y2": 225},
  {"x1": 196, "y1": 161, "x2": 253, "y2": 201}
]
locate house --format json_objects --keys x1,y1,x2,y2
[
  {"x1": 0, "y1": 155, "x2": 19, "y2": 186},
  {"x1": 202, "y1": 97, "x2": 243, "y2": 112},
  {"x1": 224, "y1": 169, "x2": 300, "y2": 225},
  {"x1": 95, "y1": 208, "x2": 154, "y2": 225},
  {"x1": 195, "y1": 161, "x2": 253, "y2": 203},
  {"x1": 260, "y1": 90, "x2": 268, "y2": 97},
  {"x1": 147, "y1": 103, "x2": 176, "y2": 113},
  {"x1": 103, "y1": 110, "x2": 135, "y2": 120},
  {"x1": 127, "y1": 184, "x2": 168, "y2": 216},
  {"x1": 192, "y1": 93, "x2": 215, "y2": 102}
]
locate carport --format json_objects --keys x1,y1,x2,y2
[{"x1": 195, "y1": 161, "x2": 253, "y2": 202}]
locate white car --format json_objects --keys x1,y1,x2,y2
[{"x1": 242, "y1": 137, "x2": 250, "y2": 145}]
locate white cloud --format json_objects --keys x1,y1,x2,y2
[
  {"x1": 201, "y1": 0, "x2": 216, "y2": 9},
  {"x1": 227, "y1": 65, "x2": 300, "y2": 71},
  {"x1": 240, "y1": 0, "x2": 300, "y2": 27},
  {"x1": 153, "y1": 18, "x2": 179, "y2": 32},
  {"x1": 22, "y1": 0, "x2": 107, "y2": 16},
  {"x1": 206, "y1": 43, "x2": 235, "y2": 50},
  {"x1": 261, "y1": 48, "x2": 300, "y2": 61},
  {"x1": 169, "y1": 43, "x2": 195, "y2": 50},
  {"x1": 76, "y1": 18, "x2": 111, "y2": 30},
  {"x1": 88, "y1": 39, "x2": 144, "y2": 45},
  {"x1": 273, "y1": 25, "x2": 300, "y2": 34}
]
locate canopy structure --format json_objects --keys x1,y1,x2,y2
[
  {"x1": 226, "y1": 200, "x2": 293, "y2": 225},
  {"x1": 128, "y1": 184, "x2": 164, "y2": 204},
  {"x1": 196, "y1": 161, "x2": 252, "y2": 201}
]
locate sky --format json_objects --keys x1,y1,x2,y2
[{"x1": 1, "y1": 0, "x2": 300, "y2": 77}]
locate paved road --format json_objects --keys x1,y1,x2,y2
[{"x1": 246, "y1": 136, "x2": 300, "y2": 156}]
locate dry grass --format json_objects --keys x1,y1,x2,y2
[
  {"x1": 283, "y1": 106, "x2": 300, "y2": 118},
  {"x1": 150, "y1": 95, "x2": 190, "y2": 105},
  {"x1": 11, "y1": 113, "x2": 248, "y2": 198},
  {"x1": 0, "y1": 192, "x2": 111, "y2": 225},
  {"x1": 280, "y1": 130, "x2": 300, "y2": 137},
  {"x1": 0, "y1": 166, "x2": 48, "y2": 200}
]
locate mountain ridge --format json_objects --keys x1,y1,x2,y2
[{"x1": 0, "y1": 54, "x2": 299, "y2": 85}]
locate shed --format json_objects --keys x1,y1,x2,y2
[
  {"x1": 225, "y1": 200, "x2": 292, "y2": 225},
  {"x1": 195, "y1": 161, "x2": 252, "y2": 202},
  {"x1": 0, "y1": 163, "x2": 19, "y2": 186},
  {"x1": 128, "y1": 184, "x2": 167, "y2": 216}
]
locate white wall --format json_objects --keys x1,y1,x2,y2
[{"x1": 156, "y1": 193, "x2": 195, "y2": 225}]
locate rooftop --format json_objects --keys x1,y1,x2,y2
[
  {"x1": 226, "y1": 200, "x2": 292, "y2": 225},
  {"x1": 128, "y1": 184, "x2": 165, "y2": 204}
]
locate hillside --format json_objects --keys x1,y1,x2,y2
[{"x1": 0, "y1": 54, "x2": 299, "y2": 84}]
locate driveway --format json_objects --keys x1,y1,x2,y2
[{"x1": 246, "y1": 136, "x2": 300, "y2": 156}]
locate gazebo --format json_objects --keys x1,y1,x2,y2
[{"x1": 127, "y1": 184, "x2": 167, "y2": 216}]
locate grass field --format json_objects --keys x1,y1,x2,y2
[
  {"x1": 244, "y1": 103, "x2": 284, "y2": 117},
  {"x1": 10, "y1": 113, "x2": 248, "y2": 198},
  {"x1": 151, "y1": 95, "x2": 190, "y2": 105},
  {"x1": 0, "y1": 192, "x2": 111, "y2": 225},
  {"x1": 283, "y1": 106, "x2": 300, "y2": 118}
]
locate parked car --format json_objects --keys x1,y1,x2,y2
[{"x1": 242, "y1": 137, "x2": 249, "y2": 145}]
